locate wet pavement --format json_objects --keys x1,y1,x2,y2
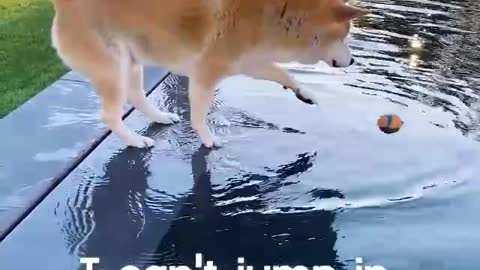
[
  {"x1": 0, "y1": 0, "x2": 480, "y2": 269},
  {"x1": 0, "y1": 66, "x2": 168, "y2": 238}
]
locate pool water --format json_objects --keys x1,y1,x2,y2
[{"x1": 0, "y1": 0, "x2": 479, "y2": 270}]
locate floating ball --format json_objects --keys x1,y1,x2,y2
[{"x1": 377, "y1": 114, "x2": 404, "y2": 134}]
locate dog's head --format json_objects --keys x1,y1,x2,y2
[
  {"x1": 278, "y1": 0, "x2": 367, "y2": 68},
  {"x1": 314, "y1": 0, "x2": 367, "y2": 67}
]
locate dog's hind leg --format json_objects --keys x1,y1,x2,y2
[
  {"x1": 127, "y1": 63, "x2": 180, "y2": 124},
  {"x1": 51, "y1": 16, "x2": 157, "y2": 148},
  {"x1": 92, "y1": 58, "x2": 158, "y2": 148}
]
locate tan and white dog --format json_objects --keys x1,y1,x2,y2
[{"x1": 50, "y1": 0, "x2": 367, "y2": 148}]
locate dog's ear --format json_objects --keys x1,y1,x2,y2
[{"x1": 333, "y1": 4, "x2": 368, "y2": 21}]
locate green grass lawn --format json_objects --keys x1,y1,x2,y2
[{"x1": 0, "y1": 0, "x2": 67, "y2": 117}]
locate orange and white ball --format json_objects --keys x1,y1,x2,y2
[{"x1": 377, "y1": 114, "x2": 404, "y2": 134}]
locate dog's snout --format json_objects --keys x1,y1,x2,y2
[
  {"x1": 350, "y1": 58, "x2": 355, "y2": 65},
  {"x1": 332, "y1": 59, "x2": 338, "y2": 68}
]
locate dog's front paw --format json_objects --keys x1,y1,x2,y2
[
  {"x1": 284, "y1": 86, "x2": 318, "y2": 105},
  {"x1": 283, "y1": 86, "x2": 318, "y2": 105},
  {"x1": 126, "y1": 134, "x2": 155, "y2": 148},
  {"x1": 200, "y1": 133, "x2": 222, "y2": 148},
  {"x1": 151, "y1": 112, "x2": 181, "y2": 124},
  {"x1": 296, "y1": 88, "x2": 318, "y2": 105},
  {"x1": 194, "y1": 127, "x2": 222, "y2": 148},
  {"x1": 295, "y1": 93, "x2": 315, "y2": 104}
]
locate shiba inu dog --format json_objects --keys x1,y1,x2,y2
[{"x1": 50, "y1": 0, "x2": 367, "y2": 148}]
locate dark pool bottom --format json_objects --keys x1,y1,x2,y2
[{"x1": 0, "y1": 73, "x2": 479, "y2": 270}]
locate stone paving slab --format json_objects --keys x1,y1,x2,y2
[{"x1": 0, "y1": 65, "x2": 170, "y2": 239}]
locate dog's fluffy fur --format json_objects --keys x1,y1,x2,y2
[{"x1": 50, "y1": 0, "x2": 366, "y2": 148}]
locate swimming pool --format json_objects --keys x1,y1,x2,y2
[{"x1": 0, "y1": 0, "x2": 479, "y2": 269}]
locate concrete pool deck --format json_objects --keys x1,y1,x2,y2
[{"x1": 0, "y1": 65, "x2": 170, "y2": 239}]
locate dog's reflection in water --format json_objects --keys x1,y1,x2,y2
[{"x1": 61, "y1": 143, "x2": 345, "y2": 270}]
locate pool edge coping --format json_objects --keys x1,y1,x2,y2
[{"x1": 0, "y1": 66, "x2": 171, "y2": 242}]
